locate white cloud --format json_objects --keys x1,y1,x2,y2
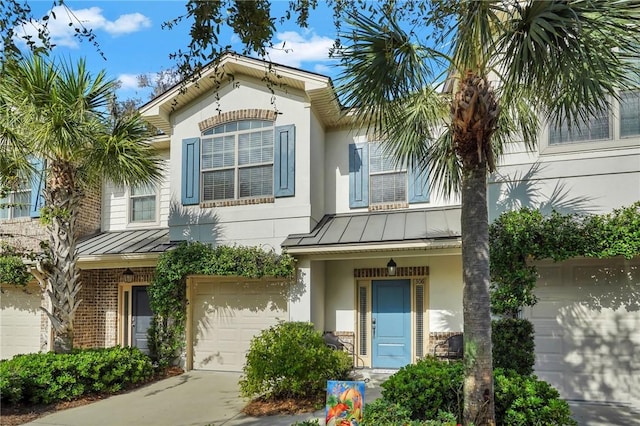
[
  {"x1": 17, "y1": 6, "x2": 151, "y2": 49},
  {"x1": 104, "y1": 13, "x2": 151, "y2": 35},
  {"x1": 117, "y1": 74, "x2": 139, "y2": 90},
  {"x1": 266, "y1": 31, "x2": 335, "y2": 68},
  {"x1": 313, "y1": 64, "x2": 333, "y2": 75}
]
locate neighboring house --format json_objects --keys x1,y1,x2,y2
[{"x1": 0, "y1": 53, "x2": 638, "y2": 410}]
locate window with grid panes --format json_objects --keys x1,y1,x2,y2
[
  {"x1": 369, "y1": 142, "x2": 407, "y2": 204},
  {"x1": 549, "y1": 110, "x2": 611, "y2": 145},
  {"x1": 620, "y1": 57, "x2": 640, "y2": 138},
  {"x1": 130, "y1": 183, "x2": 156, "y2": 222},
  {"x1": 201, "y1": 120, "x2": 274, "y2": 201},
  {"x1": 0, "y1": 181, "x2": 30, "y2": 220}
]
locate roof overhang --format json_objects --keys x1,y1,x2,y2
[
  {"x1": 139, "y1": 53, "x2": 343, "y2": 134},
  {"x1": 284, "y1": 238, "x2": 461, "y2": 258},
  {"x1": 282, "y1": 207, "x2": 462, "y2": 258},
  {"x1": 76, "y1": 228, "x2": 175, "y2": 269}
]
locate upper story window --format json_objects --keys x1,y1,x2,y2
[
  {"x1": 620, "y1": 91, "x2": 640, "y2": 137},
  {"x1": 549, "y1": 56, "x2": 639, "y2": 146},
  {"x1": 180, "y1": 116, "x2": 295, "y2": 207},
  {"x1": 201, "y1": 120, "x2": 274, "y2": 201},
  {"x1": 0, "y1": 181, "x2": 30, "y2": 220},
  {"x1": 549, "y1": 111, "x2": 611, "y2": 145},
  {"x1": 369, "y1": 143, "x2": 407, "y2": 204},
  {"x1": 349, "y1": 142, "x2": 428, "y2": 209},
  {"x1": 130, "y1": 184, "x2": 156, "y2": 223},
  {"x1": 0, "y1": 158, "x2": 44, "y2": 220}
]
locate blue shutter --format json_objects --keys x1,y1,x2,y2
[
  {"x1": 29, "y1": 158, "x2": 45, "y2": 218},
  {"x1": 349, "y1": 143, "x2": 369, "y2": 208},
  {"x1": 181, "y1": 137, "x2": 200, "y2": 205},
  {"x1": 408, "y1": 165, "x2": 429, "y2": 204},
  {"x1": 274, "y1": 125, "x2": 295, "y2": 197}
]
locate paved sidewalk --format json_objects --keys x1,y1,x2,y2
[{"x1": 23, "y1": 370, "x2": 639, "y2": 426}]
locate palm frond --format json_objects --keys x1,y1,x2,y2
[
  {"x1": 336, "y1": 10, "x2": 445, "y2": 136},
  {"x1": 497, "y1": 0, "x2": 640, "y2": 127},
  {"x1": 450, "y1": 0, "x2": 504, "y2": 76},
  {"x1": 424, "y1": 129, "x2": 461, "y2": 200},
  {"x1": 84, "y1": 113, "x2": 162, "y2": 188}
]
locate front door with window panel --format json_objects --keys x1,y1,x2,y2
[
  {"x1": 131, "y1": 286, "x2": 152, "y2": 354},
  {"x1": 372, "y1": 279, "x2": 411, "y2": 368}
]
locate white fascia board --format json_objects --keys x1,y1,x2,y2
[
  {"x1": 77, "y1": 253, "x2": 162, "y2": 269},
  {"x1": 284, "y1": 239, "x2": 462, "y2": 256}
]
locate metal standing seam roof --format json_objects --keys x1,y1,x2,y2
[
  {"x1": 281, "y1": 207, "x2": 462, "y2": 249},
  {"x1": 77, "y1": 228, "x2": 174, "y2": 257}
]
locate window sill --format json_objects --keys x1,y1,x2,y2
[
  {"x1": 369, "y1": 202, "x2": 409, "y2": 212},
  {"x1": 201, "y1": 196, "x2": 275, "y2": 208}
]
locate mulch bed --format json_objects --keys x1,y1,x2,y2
[
  {"x1": 242, "y1": 394, "x2": 323, "y2": 417},
  {"x1": 0, "y1": 367, "x2": 184, "y2": 426}
]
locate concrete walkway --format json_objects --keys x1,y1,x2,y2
[{"x1": 23, "y1": 370, "x2": 639, "y2": 426}]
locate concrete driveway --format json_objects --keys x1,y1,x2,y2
[{"x1": 23, "y1": 370, "x2": 640, "y2": 426}]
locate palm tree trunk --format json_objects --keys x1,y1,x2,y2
[
  {"x1": 461, "y1": 162, "x2": 495, "y2": 425},
  {"x1": 452, "y1": 72, "x2": 499, "y2": 425},
  {"x1": 42, "y1": 160, "x2": 83, "y2": 354}
]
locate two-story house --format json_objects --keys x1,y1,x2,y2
[{"x1": 1, "y1": 53, "x2": 638, "y2": 410}]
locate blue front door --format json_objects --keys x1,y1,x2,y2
[{"x1": 372, "y1": 279, "x2": 411, "y2": 368}]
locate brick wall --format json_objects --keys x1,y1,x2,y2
[
  {"x1": 0, "y1": 187, "x2": 102, "y2": 252},
  {"x1": 0, "y1": 217, "x2": 47, "y2": 252},
  {"x1": 198, "y1": 109, "x2": 278, "y2": 131},
  {"x1": 429, "y1": 331, "x2": 463, "y2": 357},
  {"x1": 76, "y1": 186, "x2": 102, "y2": 238},
  {"x1": 73, "y1": 267, "x2": 155, "y2": 349}
]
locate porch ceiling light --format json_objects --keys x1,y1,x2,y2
[
  {"x1": 123, "y1": 268, "x2": 135, "y2": 283},
  {"x1": 387, "y1": 258, "x2": 397, "y2": 276}
]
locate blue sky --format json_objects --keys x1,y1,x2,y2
[{"x1": 19, "y1": 1, "x2": 340, "y2": 100}]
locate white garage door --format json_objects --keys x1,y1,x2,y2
[
  {"x1": 525, "y1": 258, "x2": 640, "y2": 410},
  {"x1": 191, "y1": 279, "x2": 289, "y2": 371},
  {"x1": 1, "y1": 284, "x2": 42, "y2": 359}
]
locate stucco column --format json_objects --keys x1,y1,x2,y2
[{"x1": 289, "y1": 257, "x2": 312, "y2": 323}]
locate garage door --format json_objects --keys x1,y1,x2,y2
[
  {"x1": 191, "y1": 279, "x2": 289, "y2": 371},
  {"x1": 525, "y1": 258, "x2": 640, "y2": 410},
  {"x1": 0, "y1": 284, "x2": 42, "y2": 359}
]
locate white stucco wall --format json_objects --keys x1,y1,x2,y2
[
  {"x1": 310, "y1": 110, "x2": 326, "y2": 226},
  {"x1": 323, "y1": 253, "x2": 463, "y2": 333},
  {"x1": 166, "y1": 76, "x2": 318, "y2": 251},
  {"x1": 428, "y1": 255, "x2": 464, "y2": 331},
  {"x1": 324, "y1": 129, "x2": 460, "y2": 215},
  {"x1": 310, "y1": 260, "x2": 326, "y2": 330},
  {"x1": 490, "y1": 130, "x2": 640, "y2": 221}
]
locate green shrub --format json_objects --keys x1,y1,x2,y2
[
  {"x1": 0, "y1": 347, "x2": 154, "y2": 405},
  {"x1": 381, "y1": 356, "x2": 463, "y2": 421},
  {"x1": 380, "y1": 359, "x2": 576, "y2": 425},
  {"x1": 362, "y1": 399, "x2": 458, "y2": 426},
  {"x1": 362, "y1": 398, "x2": 413, "y2": 425},
  {"x1": 492, "y1": 318, "x2": 535, "y2": 376},
  {"x1": 239, "y1": 322, "x2": 352, "y2": 400},
  {"x1": 494, "y1": 368, "x2": 576, "y2": 426}
]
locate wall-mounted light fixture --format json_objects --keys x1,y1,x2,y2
[
  {"x1": 122, "y1": 268, "x2": 134, "y2": 283},
  {"x1": 387, "y1": 258, "x2": 397, "y2": 276}
]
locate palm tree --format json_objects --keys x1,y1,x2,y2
[
  {"x1": 336, "y1": 2, "x2": 639, "y2": 424},
  {"x1": 0, "y1": 55, "x2": 161, "y2": 353}
]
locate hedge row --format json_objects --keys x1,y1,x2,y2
[{"x1": 0, "y1": 346, "x2": 154, "y2": 405}]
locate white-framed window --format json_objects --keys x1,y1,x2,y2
[
  {"x1": 349, "y1": 141, "x2": 428, "y2": 209},
  {"x1": 549, "y1": 110, "x2": 611, "y2": 145},
  {"x1": 0, "y1": 182, "x2": 30, "y2": 220},
  {"x1": 369, "y1": 142, "x2": 407, "y2": 204},
  {"x1": 201, "y1": 120, "x2": 274, "y2": 201},
  {"x1": 620, "y1": 91, "x2": 640, "y2": 137},
  {"x1": 129, "y1": 184, "x2": 156, "y2": 223}
]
